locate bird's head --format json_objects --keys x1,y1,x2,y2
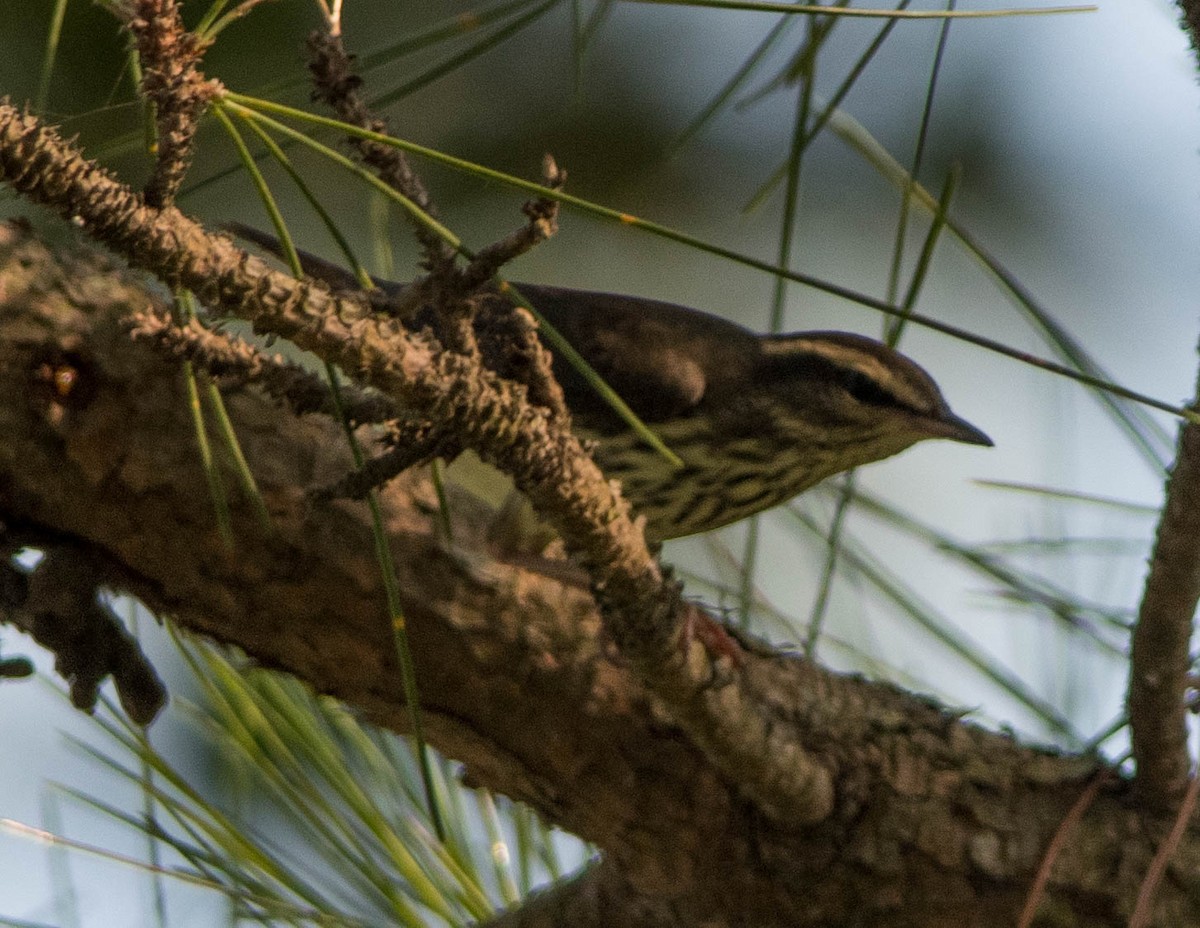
[{"x1": 755, "y1": 332, "x2": 992, "y2": 468}]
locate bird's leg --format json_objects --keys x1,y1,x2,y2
[{"x1": 680, "y1": 600, "x2": 744, "y2": 667}]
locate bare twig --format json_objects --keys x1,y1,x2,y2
[
  {"x1": 127, "y1": 308, "x2": 398, "y2": 423},
  {"x1": 303, "y1": 26, "x2": 566, "y2": 420},
  {"x1": 119, "y1": 0, "x2": 221, "y2": 207},
  {"x1": 1017, "y1": 770, "x2": 1111, "y2": 928},
  {"x1": 1125, "y1": 0, "x2": 1200, "y2": 814},
  {"x1": 1128, "y1": 373, "x2": 1200, "y2": 809},
  {"x1": 459, "y1": 155, "x2": 566, "y2": 293},
  {"x1": 1129, "y1": 763, "x2": 1200, "y2": 928},
  {"x1": 306, "y1": 30, "x2": 455, "y2": 272},
  {"x1": 314, "y1": 421, "x2": 458, "y2": 501}
]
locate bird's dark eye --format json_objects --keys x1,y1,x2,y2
[{"x1": 840, "y1": 368, "x2": 896, "y2": 407}]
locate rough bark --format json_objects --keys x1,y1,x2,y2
[
  {"x1": 2, "y1": 226, "x2": 1198, "y2": 926},
  {"x1": 1128, "y1": 404, "x2": 1200, "y2": 810}
]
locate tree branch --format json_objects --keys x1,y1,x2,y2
[
  {"x1": 1128, "y1": 370, "x2": 1200, "y2": 809},
  {"x1": 119, "y1": 0, "x2": 221, "y2": 208},
  {"x1": 2, "y1": 221, "x2": 1198, "y2": 926},
  {"x1": 481, "y1": 861, "x2": 679, "y2": 928},
  {"x1": 127, "y1": 310, "x2": 397, "y2": 423},
  {"x1": 306, "y1": 28, "x2": 456, "y2": 271}
]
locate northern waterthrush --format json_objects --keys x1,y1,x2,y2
[
  {"x1": 481, "y1": 283, "x2": 992, "y2": 540},
  {"x1": 229, "y1": 226, "x2": 992, "y2": 541}
]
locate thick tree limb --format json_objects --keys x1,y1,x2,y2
[
  {"x1": 2, "y1": 223, "x2": 1198, "y2": 926},
  {"x1": 481, "y1": 861, "x2": 679, "y2": 928}
]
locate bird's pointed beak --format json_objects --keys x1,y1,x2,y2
[{"x1": 928, "y1": 410, "x2": 993, "y2": 447}]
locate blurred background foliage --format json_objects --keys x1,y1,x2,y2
[{"x1": 2, "y1": 0, "x2": 1199, "y2": 924}]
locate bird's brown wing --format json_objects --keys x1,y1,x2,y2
[
  {"x1": 511, "y1": 283, "x2": 758, "y2": 428},
  {"x1": 223, "y1": 225, "x2": 753, "y2": 426}
]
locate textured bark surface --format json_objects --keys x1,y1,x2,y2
[
  {"x1": 2, "y1": 224, "x2": 1198, "y2": 926},
  {"x1": 1129, "y1": 413, "x2": 1200, "y2": 809}
]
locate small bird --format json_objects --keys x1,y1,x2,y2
[
  {"x1": 228, "y1": 225, "x2": 992, "y2": 540},
  {"x1": 496, "y1": 284, "x2": 992, "y2": 540}
]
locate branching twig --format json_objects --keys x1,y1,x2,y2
[
  {"x1": 127, "y1": 308, "x2": 398, "y2": 423},
  {"x1": 119, "y1": 0, "x2": 221, "y2": 207},
  {"x1": 306, "y1": 30, "x2": 455, "y2": 272},
  {"x1": 459, "y1": 155, "x2": 566, "y2": 293},
  {"x1": 314, "y1": 421, "x2": 459, "y2": 501},
  {"x1": 303, "y1": 27, "x2": 566, "y2": 420}
]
